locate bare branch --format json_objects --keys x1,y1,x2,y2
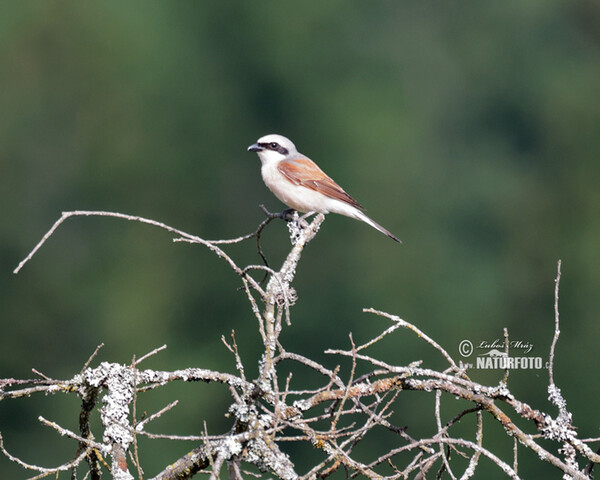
[
  {"x1": 135, "y1": 344, "x2": 167, "y2": 365},
  {"x1": 0, "y1": 432, "x2": 90, "y2": 477},
  {"x1": 363, "y1": 308, "x2": 459, "y2": 370},
  {"x1": 548, "y1": 259, "x2": 562, "y2": 387},
  {"x1": 5, "y1": 213, "x2": 597, "y2": 480}
]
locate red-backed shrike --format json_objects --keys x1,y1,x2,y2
[{"x1": 248, "y1": 134, "x2": 400, "y2": 242}]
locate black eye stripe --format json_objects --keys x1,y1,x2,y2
[
  {"x1": 258, "y1": 142, "x2": 278, "y2": 150},
  {"x1": 258, "y1": 142, "x2": 289, "y2": 155}
]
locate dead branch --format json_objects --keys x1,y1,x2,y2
[{"x1": 3, "y1": 210, "x2": 597, "y2": 479}]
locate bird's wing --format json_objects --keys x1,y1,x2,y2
[{"x1": 278, "y1": 157, "x2": 364, "y2": 210}]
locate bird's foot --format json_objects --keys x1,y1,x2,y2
[
  {"x1": 279, "y1": 208, "x2": 297, "y2": 222},
  {"x1": 278, "y1": 209, "x2": 315, "y2": 229}
]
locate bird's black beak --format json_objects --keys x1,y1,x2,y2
[{"x1": 247, "y1": 143, "x2": 263, "y2": 152}]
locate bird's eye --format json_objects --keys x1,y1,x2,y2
[{"x1": 269, "y1": 142, "x2": 279, "y2": 149}]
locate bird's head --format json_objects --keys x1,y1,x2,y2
[{"x1": 247, "y1": 134, "x2": 297, "y2": 164}]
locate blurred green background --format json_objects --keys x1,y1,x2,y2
[{"x1": 1, "y1": 1, "x2": 599, "y2": 478}]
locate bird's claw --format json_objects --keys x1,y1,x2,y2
[{"x1": 279, "y1": 208, "x2": 297, "y2": 222}]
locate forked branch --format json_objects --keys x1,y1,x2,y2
[{"x1": 3, "y1": 209, "x2": 597, "y2": 479}]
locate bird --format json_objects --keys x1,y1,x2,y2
[{"x1": 247, "y1": 134, "x2": 400, "y2": 242}]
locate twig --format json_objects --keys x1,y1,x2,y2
[
  {"x1": 81, "y1": 344, "x2": 105, "y2": 373},
  {"x1": 548, "y1": 259, "x2": 562, "y2": 387},
  {"x1": 31, "y1": 369, "x2": 51, "y2": 381},
  {"x1": 371, "y1": 436, "x2": 520, "y2": 480},
  {"x1": 130, "y1": 355, "x2": 144, "y2": 480},
  {"x1": 331, "y1": 334, "x2": 358, "y2": 432},
  {"x1": 501, "y1": 328, "x2": 510, "y2": 386},
  {"x1": 513, "y1": 437, "x2": 518, "y2": 476},
  {"x1": 363, "y1": 308, "x2": 459, "y2": 370},
  {"x1": 135, "y1": 401, "x2": 180, "y2": 434},
  {"x1": 459, "y1": 409, "x2": 483, "y2": 480},
  {"x1": 221, "y1": 331, "x2": 246, "y2": 382},
  {"x1": 434, "y1": 390, "x2": 457, "y2": 480},
  {"x1": 14, "y1": 210, "x2": 268, "y2": 300},
  {"x1": 14, "y1": 211, "x2": 191, "y2": 274},
  {"x1": 0, "y1": 432, "x2": 90, "y2": 476},
  {"x1": 135, "y1": 345, "x2": 167, "y2": 366},
  {"x1": 38, "y1": 417, "x2": 107, "y2": 453}
]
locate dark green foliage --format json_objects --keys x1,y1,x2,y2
[{"x1": 1, "y1": 1, "x2": 599, "y2": 477}]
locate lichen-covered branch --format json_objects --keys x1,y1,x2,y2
[{"x1": 2, "y1": 211, "x2": 597, "y2": 479}]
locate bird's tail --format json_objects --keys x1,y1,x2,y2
[{"x1": 353, "y1": 210, "x2": 401, "y2": 243}]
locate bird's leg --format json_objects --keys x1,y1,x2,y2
[
  {"x1": 269, "y1": 207, "x2": 316, "y2": 230},
  {"x1": 277, "y1": 208, "x2": 315, "y2": 228},
  {"x1": 279, "y1": 208, "x2": 297, "y2": 221}
]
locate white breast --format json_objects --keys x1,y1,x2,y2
[{"x1": 261, "y1": 161, "x2": 331, "y2": 214}]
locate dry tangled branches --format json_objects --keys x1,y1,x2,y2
[{"x1": 2, "y1": 210, "x2": 599, "y2": 479}]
